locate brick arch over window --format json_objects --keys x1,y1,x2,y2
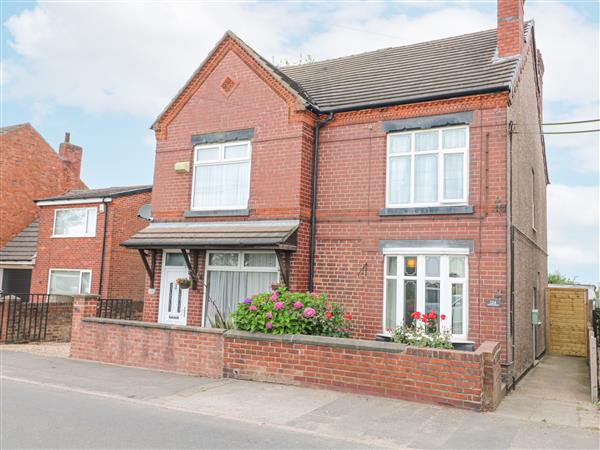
[{"x1": 152, "y1": 31, "x2": 316, "y2": 140}]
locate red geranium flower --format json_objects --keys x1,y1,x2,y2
[
  {"x1": 421, "y1": 317, "x2": 428, "y2": 323},
  {"x1": 326, "y1": 312, "x2": 333, "y2": 319},
  {"x1": 441, "y1": 314, "x2": 446, "y2": 320},
  {"x1": 428, "y1": 311, "x2": 436, "y2": 319},
  {"x1": 345, "y1": 313, "x2": 353, "y2": 320},
  {"x1": 411, "y1": 311, "x2": 421, "y2": 319}
]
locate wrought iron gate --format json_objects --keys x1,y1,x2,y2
[{"x1": 0, "y1": 293, "x2": 51, "y2": 343}]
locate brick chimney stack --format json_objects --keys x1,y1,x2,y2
[
  {"x1": 58, "y1": 131, "x2": 83, "y2": 180},
  {"x1": 497, "y1": 0, "x2": 525, "y2": 58}
]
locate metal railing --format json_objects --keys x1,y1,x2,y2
[
  {"x1": 96, "y1": 298, "x2": 135, "y2": 320},
  {"x1": 0, "y1": 293, "x2": 52, "y2": 343}
]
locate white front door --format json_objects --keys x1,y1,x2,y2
[{"x1": 159, "y1": 253, "x2": 189, "y2": 325}]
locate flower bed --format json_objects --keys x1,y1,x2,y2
[
  {"x1": 389, "y1": 311, "x2": 453, "y2": 349},
  {"x1": 231, "y1": 288, "x2": 353, "y2": 337}
]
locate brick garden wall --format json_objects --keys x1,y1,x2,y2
[{"x1": 70, "y1": 297, "x2": 502, "y2": 411}]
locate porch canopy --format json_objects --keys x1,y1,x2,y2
[{"x1": 122, "y1": 219, "x2": 299, "y2": 288}]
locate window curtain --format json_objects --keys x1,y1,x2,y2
[
  {"x1": 55, "y1": 209, "x2": 87, "y2": 235},
  {"x1": 194, "y1": 161, "x2": 249, "y2": 209},
  {"x1": 389, "y1": 156, "x2": 411, "y2": 204},
  {"x1": 414, "y1": 154, "x2": 437, "y2": 202},
  {"x1": 444, "y1": 153, "x2": 464, "y2": 199},
  {"x1": 206, "y1": 270, "x2": 278, "y2": 324},
  {"x1": 49, "y1": 271, "x2": 80, "y2": 295}
]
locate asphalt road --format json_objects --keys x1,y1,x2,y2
[{"x1": 0, "y1": 379, "x2": 359, "y2": 449}]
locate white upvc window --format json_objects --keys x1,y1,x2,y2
[
  {"x1": 53, "y1": 207, "x2": 97, "y2": 237},
  {"x1": 191, "y1": 140, "x2": 251, "y2": 210},
  {"x1": 383, "y1": 251, "x2": 469, "y2": 340},
  {"x1": 203, "y1": 251, "x2": 279, "y2": 326},
  {"x1": 386, "y1": 126, "x2": 469, "y2": 207},
  {"x1": 48, "y1": 269, "x2": 92, "y2": 295}
]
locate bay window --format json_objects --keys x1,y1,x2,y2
[
  {"x1": 384, "y1": 252, "x2": 468, "y2": 339},
  {"x1": 204, "y1": 251, "x2": 278, "y2": 326},
  {"x1": 387, "y1": 126, "x2": 468, "y2": 207},
  {"x1": 48, "y1": 269, "x2": 91, "y2": 295},
  {"x1": 53, "y1": 207, "x2": 97, "y2": 237},
  {"x1": 192, "y1": 140, "x2": 251, "y2": 210}
]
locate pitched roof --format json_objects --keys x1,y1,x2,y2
[
  {"x1": 37, "y1": 185, "x2": 152, "y2": 202},
  {"x1": 0, "y1": 123, "x2": 29, "y2": 135},
  {"x1": 0, "y1": 220, "x2": 38, "y2": 264},
  {"x1": 279, "y1": 24, "x2": 531, "y2": 112},
  {"x1": 123, "y1": 220, "x2": 299, "y2": 250}
]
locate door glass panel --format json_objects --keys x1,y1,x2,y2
[
  {"x1": 385, "y1": 278, "x2": 397, "y2": 330},
  {"x1": 243, "y1": 253, "x2": 276, "y2": 268},
  {"x1": 403, "y1": 280, "x2": 416, "y2": 325},
  {"x1": 449, "y1": 256, "x2": 465, "y2": 278},
  {"x1": 165, "y1": 253, "x2": 186, "y2": 267},
  {"x1": 425, "y1": 281, "x2": 440, "y2": 318},
  {"x1": 425, "y1": 256, "x2": 440, "y2": 277},
  {"x1": 404, "y1": 256, "x2": 417, "y2": 276},
  {"x1": 177, "y1": 288, "x2": 182, "y2": 313},
  {"x1": 168, "y1": 282, "x2": 173, "y2": 311},
  {"x1": 209, "y1": 252, "x2": 239, "y2": 267},
  {"x1": 452, "y1": 283, "x2": 464, "y2": 334}
]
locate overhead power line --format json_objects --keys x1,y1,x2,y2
[
  {"x1": 540, "y1": 129, "x2": 600, "y2": 135},
  {"x1": 542, "y1": 118, "x2": 600, "y2": 126}
]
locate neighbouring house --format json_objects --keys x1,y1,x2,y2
[
  {"x1": 0, "y1": 126, "x2": 85, "y2": 294},
  {"x1": 124, "y1": 0, "x2": 547, "y2": 384},
  {"x1": 27, "y1": 186, "x2": 152, "y2": 300}
]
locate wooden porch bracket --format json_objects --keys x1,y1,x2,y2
[
  {"x1": 180, "y1": 249, "x2": 200, "y2": 290},
  {"x1": 138, "y1": 249, "x2": 157, "y2": 288},
  {"x1": 275, "y1": 250, "x2": 291, "y2": 287}
]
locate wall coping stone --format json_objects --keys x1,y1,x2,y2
[
  {"x1": 82, "y1": 317, "x2": 226, "y2": 335},
  {"x1": 223, "y1": 330, "x2": 408, "y2": 353}
]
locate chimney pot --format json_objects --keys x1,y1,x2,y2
[{"x1": 65, "y1": 132, "x2": 70, "y2": 143}]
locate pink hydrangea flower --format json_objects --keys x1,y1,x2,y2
[
  {"x1": 326, "y1": 304, "x2": 332, "y2": 311},
  {"x1": 265, "y1": 312, "x2": 273, "y2": 319},
  {"x1": 265, "y1": 322, "x2": 273, "y2": 330},
  {"x1": 303, "y1": 307, "x2": 316, "y2": 318},
  {"x1": 248, "y1": 305, "x2": 257, "y2": 312},
  {"x1": 310, "y1": 292, "x2": 318, "y2": 298},
  {"x1": 293, "y1": 301, "x2": 303, "y2": 309},
  {"x1": 270, "y1": 291, "x2": 278, "y2": 302},
  {"x1": 274, "y1": 302, "x2": 284, "y2": 310}
]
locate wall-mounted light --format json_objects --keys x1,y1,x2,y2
[{"x1": 174, "y1": 161, "x2": 190, "y2": 173}]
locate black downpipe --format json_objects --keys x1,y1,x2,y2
[
  {"x1": 307, "y1": 112, "x2": 334, "y2": 292},
  {"x1": 98, "y1": 200, "x2": 109, "y2": 297},
  {"x1": 508, "y1": 121, "x2": 516, "y2": 389}
]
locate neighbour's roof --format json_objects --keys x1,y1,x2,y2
[
  {"x1": 0, "y1": 220, "x2": 39, "y2": 264},
  {"x1": 123, "y1": 220, "x2": 299, "y2": 250},
  {"x1": 37, "y1": 185, "x2": 152, "y2": 202},
  {"x1": 279, "y1": 24, "x2": 531, "y2": 112},
  {"x1": 0, "y1": 123, "x2": 29, "y2": 135}
]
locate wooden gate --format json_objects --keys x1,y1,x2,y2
[{"x1": 547, "y1": 287, "x2": 588, "y2": 356}]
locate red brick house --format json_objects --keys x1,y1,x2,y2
[
  {"x1": 125, "y1": 0, "x2": 547, "y2": 384},
  {"x1": 25, "y1": 186, "x2": 152, "y2": 300},
  {"x1": 0, "y1": 125, "x2": 85, "y2": 293}
]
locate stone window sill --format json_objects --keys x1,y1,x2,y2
[
  {"x1": 379, "y1": 205, "x2": 474, "y2": 217},
  {"x1": 184, "y1": 209, "x2": 250, "y2": 218}
]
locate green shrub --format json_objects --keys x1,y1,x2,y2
[{"x1": 231, "y1": 287, "x2": 353, "y2": 337}]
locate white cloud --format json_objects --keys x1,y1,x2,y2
[{"x1": 547, "y1": 184, "x2": 599, "y2": 273}]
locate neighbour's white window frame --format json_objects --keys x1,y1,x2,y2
[
  {"x1": 47, "y1": 269, "x2": 92, "y2": 295},
  {"x1": 386, "y1": 125, "x2": 469, "y2": 208},
  {"x1": 191, "y1": 140, "x2": 252, "y2": 211},
  {"x1": 202, "y1": 250, "x2": 279, "y2": 326},
  {"x1": 382, "y1": 248, "x2": 469, "y2": 341},
  {"x1": 52, "y1": 207, "x2": 97, "y2": 238}
]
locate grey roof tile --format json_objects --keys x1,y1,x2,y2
[
  {"x1": 0, "y1": 220, "x2": 39, "y2": 263},
  {"x1": 37, "y1": 185, "x2": 152, "y2": 202}
]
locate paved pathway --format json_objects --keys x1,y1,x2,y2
[{"x1": 1, "y1": 349, "x2": 599, "y2": 449}]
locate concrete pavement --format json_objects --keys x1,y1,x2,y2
[{"x1": 1, "y1": 349, "x2": 599, "y2": 449}]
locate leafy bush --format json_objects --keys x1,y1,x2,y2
[
  {"x1": 390, "y1": 311, "x2": 453, "y2": 349},
  {"x1": 231, "y1": 287, "x2": 353, "y2": 337}
]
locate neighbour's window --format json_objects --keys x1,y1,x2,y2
[
  {"x1": 387, "y1": 126, "x2": 468, "y2": 207},
  {"x1": 205, "y1": 251, "x2": 278, "y2": 326},
  {"x1": 384, "y1": 254, "x2": 468, "y2": 339},
  {"x1": 192, "y1": 141, "x2": 251, "y2": 210},
  {"x1": 53, "y1": 207, "x2": 97, "y2": 237},
  {"x1": 48, "y1": 269, "x2": 91, "y2": 295}
]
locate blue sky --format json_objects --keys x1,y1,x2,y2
[{"x1": 1, "y1": 1, "x2": 599, "y2": 283}]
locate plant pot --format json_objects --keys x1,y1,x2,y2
[
  {"x1": 176, "y1": 278, "x2": 192, "y2": 289},
  {"x1": 375, "y1": 333, "x2": 392, "y2": 342}
]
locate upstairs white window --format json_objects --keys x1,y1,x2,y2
[
  {"x1": 48, "y1": 269, "x2": 91, "y2": 295},
  {"x1": 387, "y1": 126, "x2": 468, "y2": 207},
  {"x1": 192, "y1": 141, "x2": 251, "y2": 210},
  {"x1": 384, "y1": 253, "x2": 468, "y2": 340},
  {"x1": 53, "y1": 207, "x2": 97, "y2": 237}
]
